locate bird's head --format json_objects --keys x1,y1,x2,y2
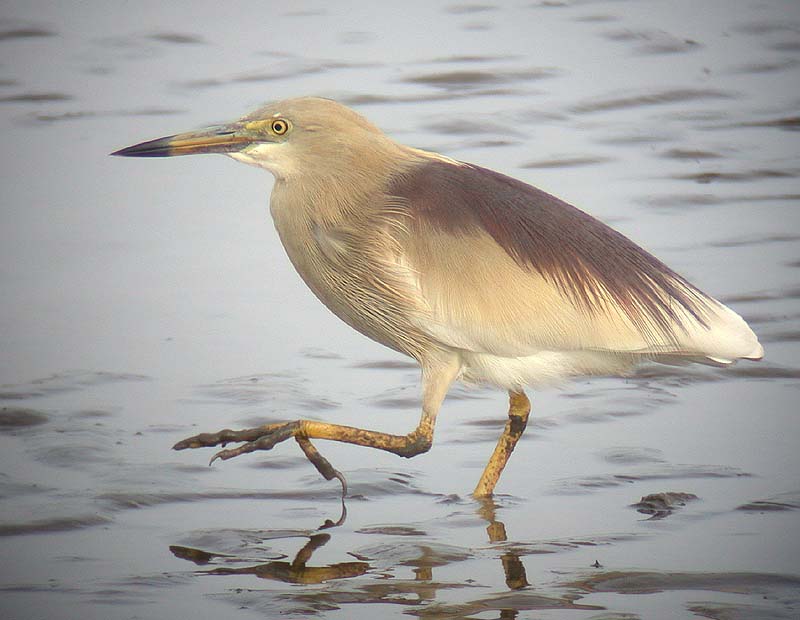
[{"x1": 112, "y1": 97, "x2": 401, "y2": 182}]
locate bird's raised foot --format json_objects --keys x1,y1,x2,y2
[
  {"x1": 172, "y1": 421, "x2": 302, "y2": 464},
  {"x1": 172, "y1": 421, "x2": 291, "y2": 452},
  {"x1": 174, "y1": 420, "x2": 348, "y2": 497},
  {"x1": 172, "y1": 417, "x2": 437, "y2": 495}
]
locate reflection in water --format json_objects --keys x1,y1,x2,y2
[
  {"x1": 174, "y1": 534, "x2": 369, "y2": 584},
  {"x1": 1, "y1": 1, "x2": 798, "y2": 619},
  {"x1": 165, "y1": 496, "x2": 612, "y2": 616},
  {"x1": 477, "y1": 497, "x2": 530, "y2": 591}
]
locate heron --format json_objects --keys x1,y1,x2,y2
[{"x1": 113, "y1": 97, "x2": 763, "y2": 497}]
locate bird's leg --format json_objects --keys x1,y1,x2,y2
[
  {"x1": 173, "y1": 356, "x2": 460, "y2": 484},
  {"x1": 295, "y1": 436, "x2": 347, "y2": 496},
  {"x1": 173, "y1": 415, "x2": 437, "y2": 460},
  {"x1": 473, "y1": 390, "x2": 531, "y2": 497}
]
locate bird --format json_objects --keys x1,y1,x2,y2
[{"x1": 112, "y1": 96, "x2": 763, "y2": 497}]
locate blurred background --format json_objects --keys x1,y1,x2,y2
[{"x1": 1, "y1": 1, "x2": 798, "y2": 619}]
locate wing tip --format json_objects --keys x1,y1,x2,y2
[{"x1": 706, "y1": 340, "x2": 764, "y2": 366}]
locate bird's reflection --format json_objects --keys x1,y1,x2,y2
[
  {"x1": 171, "y1": 532, "x2": 368, "y2": 584},
  {"x1": 170, "y1": 496, "x2": 530, "y2": 590},
  {"x1": 476, "y1": 496, "x2": 530, "y2": 591},
  {"x1": 167, "y1": 495, "x2": 607, "y2": 617}
]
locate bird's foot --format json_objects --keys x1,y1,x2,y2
[
  {"x1": 173, "y1": 421, "x2": 347, "y2": 498},
  {"x1": 174, "y1": 421, "x2": 302, "y2": 464}
]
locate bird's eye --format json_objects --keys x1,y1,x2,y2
[{"x1": 271, "y1": 119, "x2": 289, "y2": 135}]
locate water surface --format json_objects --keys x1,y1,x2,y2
[{"x1": 1, "y1": 1, "x2": 798, "y2": 618}]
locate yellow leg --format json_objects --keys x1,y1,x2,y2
[
  {"x1": 173, "y1": 356, "x2": 461, "y2": 487},
  {"x1": 473, "y1": 390, "x2": 531, "y2": 497},
  {"x1": 174, "y1": 415, "x2": 437, "y2": 461}
]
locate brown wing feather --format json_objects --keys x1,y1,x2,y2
[{"x1": 388, "y1": 159, "x2": 712, "y2": 345}]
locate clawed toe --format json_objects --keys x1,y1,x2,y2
[
  {"x1": 208, "y1": 440, "x2": 262, "y2": 464},
  {"x1": 175, "y1": 420, "x2": 349, "y2": 496},
  {"x1": 173, "y1": 421, "x2": 297, "y2": 453}
]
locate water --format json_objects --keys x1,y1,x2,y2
[{"x1": 1, "y1": 1, "x2": 799, "y2": 618}]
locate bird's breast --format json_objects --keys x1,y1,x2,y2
[{"x1": 269, "y1": 193, "x2": 435, "y2": 360}]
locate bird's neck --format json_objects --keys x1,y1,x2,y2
[{"x1": 272, "y1": 144, "x2": 422, "y2": 229}]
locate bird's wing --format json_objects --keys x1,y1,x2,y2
[{"x1": 387, "y1": 158, "x2": 762, "y2": 364}]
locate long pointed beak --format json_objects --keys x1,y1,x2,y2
[{"x1": 111, "y1": 124, "x2": 254, "y2": 157}]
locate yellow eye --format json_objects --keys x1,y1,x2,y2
[{"x1": 271, "y1": 119, "x2": 289, "y2": 135}]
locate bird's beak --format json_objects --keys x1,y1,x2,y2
[{"x1": 111, "y1": 123, "x2": 255, "y2": 158}]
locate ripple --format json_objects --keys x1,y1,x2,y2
[
  {"x1": 600, "y1": 446, "x2": 666, "y2": 465},
  {"x1": 96, "y1": 488, "x2": 339, "y2": 511},
  {"x1": 706, "y1": 233, "x2": 800, "y2": 247},
  {"x1": 733, "y1": 21, "x2": 800, "y2": 36},
  {"x1": 0, "y1": 514, "x2": 112, "y2": 536},
  {"x1": 178, "y1": 58, "x2": 375, "y2": 91},
  {"x1": 0, "y1": 92, "x2": 72, "y2": 103},
  {"x1": 723, "y1": 365, "x2": 800, "y2": 380},
  {"x1": 671, "y1": 168, "x2": 800, "y2": 184},
  {"x1": 641, "y1": 192, "x2": 800, "y2": 210},
  {"x1": 146, "y1": 32, "x2": 206, "y2": 45},
  {"x1": 770, "y1": 39, "x2": 800, "y2": 53},
  {"x1": 687, "y1": 601, "x2": 797, "y2": 620},
  {"x1": 737, "y1": 490, "x2": 800, "y2": 512},
  {"x1": 424, "y1": 117, "x2": 524, "y2": 137},
  {"x1": 357, "y1": 525, "x2": 428, "y2": 536},
  {"x1": 351, "y1": 359, "x2": 417, "y2": 370},
  {"x1": 337, "y1": 88, "x2": 522, "y2": 107},
  {"x1": 30, "y1": 107, "x2": 183, "y2": 123},
  {"x1": 512, "y1": 533, "x2": 642, "y2": 557},
  {"x1": 572, "y1": 14, "x2": 620, "y2": 23},
  {"x1": 0, "y1": 474, "x2": 53, "y2": 499},
  {"x1": 727, "y1": 116, "x2": 800, "y2": 131},
  {"x1": 368, "y1": 395, "x2": 421, "y2": 409},
  {"x1": 660, "y1": 147, "x2": 726, "y2": 161},
  {"x1": 572, "y1": 88, "x2": 735, "y2": 113},
  {"x1": 404, "y1": 67, "x2": 557, "y2": 90},
  {"x1": 521, "y1": 155, "x2": 615, "y2": 168},
  {"x1": 300, "y1": 347, "x2": 343, "y2": 360},
  {"x1": 728, "y1": 58, "x2": 800, "y2": 75},
  {"x1": 569, "y1": 569, "x2": 800, "y2": 595},
  {"x1": 0, "y1": 371, "x2": 151, "y2": 400},
  {"x1": 720, "y1": 287, "x2": 800, "y2": 304},
  {"x1": 33, "y1": 442, "x2": 115, "y2": 469},
  {"x1": 444, "y1": 4, "x2": 497, "y2": 15},
  {"x1": 597, "y1": 131, "x2": 676, "y2": 146},
  {"x1": 430, "y1": 53, "x2": 521, "y2": 63},
  {"x1": 601, "y1": 28, "x2": 702, "y2": 55},
  {"x1": 0, "y1": 407, "x2": 49, "y2": 430},
  {"x1": 355, "y1": 540, "x2": 471, "y2": 567},
  {"x1": 192, "y1": 372, "x2": 339, "y2": 409},
  {"x1": 551, "y1": 464, "x2": 750, "y2": 495},
  {"x1": 0, "y1": 27, "x2": 56, "y2": 41}
]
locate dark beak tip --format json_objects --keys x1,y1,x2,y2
[
  {"x1": 111, "y1": 127, "x2": 249, "y2": 158},
  {"x1": 109, "y1": 134, "x2": 181, "y2": 158},
  {"x1": 110, "y1": 143, "x2": 173, "y2": 158}
]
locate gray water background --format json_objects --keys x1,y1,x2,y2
[{"x1": 0, "y1": 1, "x2": 798, "y2": 618}]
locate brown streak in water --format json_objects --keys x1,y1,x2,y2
[
  {"x1": 0, "y1": 92, "x2": 72, "y2": 103},
  {"x1": 572, "y1": 88, "x2": 735, "y2": 113},
  {"x1": 569, "y1": 570, "x2": 800, "y2": 595},
  {"x1": 0, "y1": 28, "x2": 55, "y2": 40},
  {"x1": 0, "y1": 407, "x2": 49, "y2": 429}
]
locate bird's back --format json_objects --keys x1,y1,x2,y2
[{"x1": 384, "y1": 156, "x2": 762, "y2": 381}]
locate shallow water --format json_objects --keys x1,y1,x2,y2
[{"x1": 1, "y1": 1, "x2": 799, "y2": 618}]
